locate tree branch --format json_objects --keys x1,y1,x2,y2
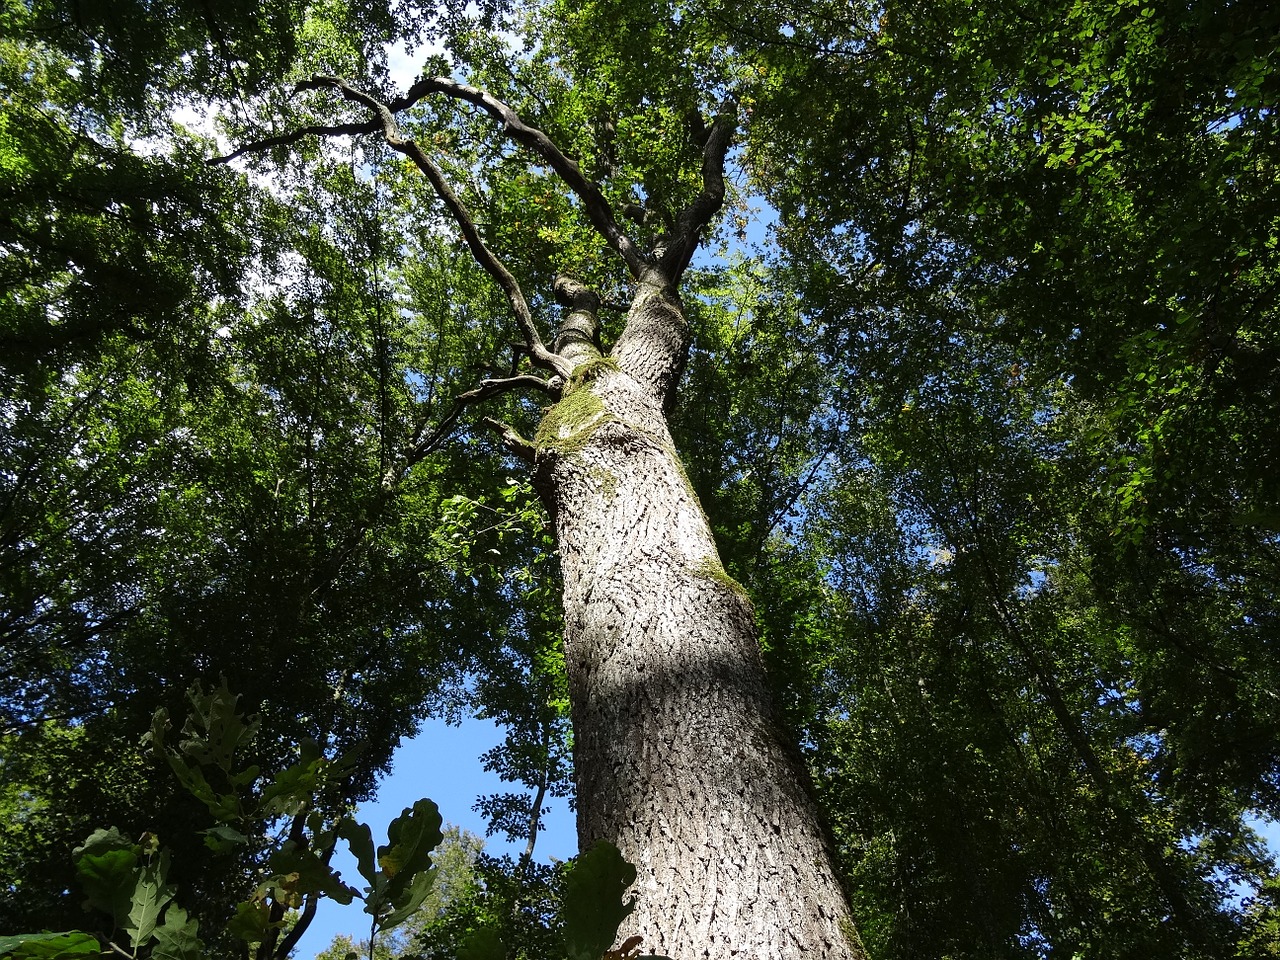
[
  {"x1": 395, "y1": 374, "x2": 555, "y2": 479},
  {"x1": 397, "y1": 75, "x2": 650, "y2": 278},
  {"x1": 660, "y1": 104, "x2": 738, "y2": 280},
  {"x1": 482, "y1": 417, "x2": 537, "y2": 462},
  {"x1": 296, "y1": 76, "x2": 575, "y2": 380},
  {"x1": 458, "y1": 374, "x2": 559, "y2": 403},
  {"x1": 209, "y1": 121, "x2": 380, "y2": 165}
]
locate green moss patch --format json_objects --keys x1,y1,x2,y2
[
  {"x1": 690, "y1": 555, "x2": 753, "y2": 606},
  {"x1": 535, "y1": 388, "x2": 612, "y2": 454},
  {"x1": 565, "y1": 356, "x2": 621, "y2": 395}
]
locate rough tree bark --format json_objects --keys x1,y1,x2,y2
[
  {"x1": 534, "y1": 272, "x2": 862, "y2": 959},
  {"x1": 226, "y1": 73, "x2": 864, "y2": 960}
]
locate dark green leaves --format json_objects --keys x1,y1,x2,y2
[
  {"x1": 67, "y1": 828, "x2": 203, "y2": 959},
  {"x1": 343, "y1": 798, "x2": 445, "y2": 934},
  {"x1": 73, "y1": 828, "x2": 141, "y2": 930},
  {"x1": 0, "y1": 933, "x2": 101, "y2": 959},
  {"x1": 562, "y1": 842, "x2": 638, "y2": 960},
  {"x1": 151, "y1": 906, "x2": 205, "y2": 960},
  {"x1": 380, "y1": 799, "x2": 444, "y2": 897}
]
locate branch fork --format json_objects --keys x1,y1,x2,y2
[{"x1": 216, "y1": 70, "x2": 737, "y2": 446}]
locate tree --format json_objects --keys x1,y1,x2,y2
[
  {"x1": 5, "y1": 0, "x2": 1280, "y2": 957},
  {"x1": 693, "y1": 0, "x2": 1280, "y2": 955},
  {"x1": 1, "y1": 0, "x2": 521, "y2": 936},
  {"x1": 215, "y1": 38, "x2": 860, "y2": 960},
  {"x1": 6, "y1": 0, "x2": 861, "y2": 955}
]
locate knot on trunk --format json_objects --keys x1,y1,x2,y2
[{"x1": 553, "y1": 276, "x2": 601, "y2": 313}]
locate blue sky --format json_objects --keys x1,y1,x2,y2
[{"x1": 292, "y1": 716, "x2": 576, "y2": 958}]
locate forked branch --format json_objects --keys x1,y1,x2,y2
[
  {"x1": 660, "y1": 104, "x2": 737, "y2": 280},
  {"x1": 290, "y1": 76, "x2": 575, "y2": 380},
  {"x1": 395, "y1": 373, "x2": 555, "y2": 480},
  {"x1": 215, "y1": 73, "x2": 736, "y2": 382},
  {"x1": 396, "y1": 75, "x2": 650, "y2": 278}
]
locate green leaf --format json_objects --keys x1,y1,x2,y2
[
  {"x1": 0, "y1": 933, "x2": 101, "y2": 959},
  {"x1": 377, "y1": 867, "x2": 437, "y2": 931},
  {"x1": 151, "y1": 906, "x2": 203, "y2": 960},
  {"x1": 73, "y1": 828, "x2": 139, "y2": 929},
  {"x1": 126, "y1": 848, "x2": 177, "y2": 946},
  {"x1": 148, "y1": 708, "x2": 171, "y2": 752},
  {"x1": 226, "y1": 899, "x2": 271, "y2": 944},
  {"x1": 336, "y1": 817, "x2": 379, "y2": 893},
  {"x1": 175, "y1": 679, "x2": 260, "y2": 772},
  {"x1": 201, "y1": 825, "x2": 250, "y2": 853},
  {"x1": 562, "y1": 841, "x2": 637, "y2": 960},
  {"x1": 267, "y1": 840, "x2": 358, "y2": 905},
  {"x1": 164, "y1": 754, "x2": 240, "y2": 821},
  {"x1": 257, "y1": 738, "x2": 325, "y2": 817},
  {"x1": 378, "y1": 798, "x2": 443, "y2": 891}
]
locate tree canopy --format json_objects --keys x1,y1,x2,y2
[{"x1": 2, "y1": 0, "x2": 1278, "y2": 957}]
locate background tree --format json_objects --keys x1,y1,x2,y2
[
  {"x1": 1, "y1": 0, "x2": 543, "y2": 939},
  {"x1": 694, "y1": 0, "x2": 1279, "y2": 955}
]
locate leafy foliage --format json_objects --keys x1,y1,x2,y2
[
  {"x1": 5, "y1": 0, "x2": 1280, "y2": 957},
  {"x1": 2, "y1": 685, "x2": 656, "y2": 960}
]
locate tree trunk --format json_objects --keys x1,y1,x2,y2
[{"x1": 533, "y1": 272, "x2": 862, "y2": 960}]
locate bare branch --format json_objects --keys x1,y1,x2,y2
[
  {"x1": 659, "y1": 104, "x2": 737, "y2": 279},
  {"x1": 400, "y1": 75, "x2": 650, "y2": 278},
  {"x1": 457, "y1": 374, "x2": 559, "y2": 403},
  {"x1": 209, "y1": 121, "x2": 380, "y2": 165},
  {"x1": 396, "y1": 140, "x2": 571, "y2": 379},
  {"x1": 299, "y1": 75, "x2": 574, "y2": 379},
  {"x1": 396, "y1": 374, "x2": 556, "y2": 479},
  {"x1": 482, "y1": 417, "x2": 537, "y2": 463}
]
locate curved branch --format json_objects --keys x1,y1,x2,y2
[
  {"x1": 396, "y1": 141, "x2": 571, "y2": 379},
  {"x1": 304, "y1": 76, "x2": 574, "y2": 379},
  {"x1": 457, "y1": 374, "x2": 559, "y2": 403},
  {"x1": 209, "y1": 121, "x2": 380, "y2": 165},
  {"x1": 659, "y1": 104, "x2": 738, "y2": 280},
  {"x1": 399, "y1": 75, "x2": 650, "y2": 278}
]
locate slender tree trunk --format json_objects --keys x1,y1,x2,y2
[{"x1": 534, "y1": 272, "x2": 862, "y2": 960}]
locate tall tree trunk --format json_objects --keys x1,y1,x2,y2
[{"x1": 534, "y1": 272, "x2": 862, "y2": 960}]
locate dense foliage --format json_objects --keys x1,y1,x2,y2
[
  {"x1": 720, "y1": 1, "x2": 1280, "y2": 955},
  {"x1": 3, "y1": 0, "x2": 1278, "y2": 956},
  {"x1": 2, "y1": 0, "x2": 562, "y2": 940}
]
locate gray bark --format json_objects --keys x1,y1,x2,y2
[{"x1": 534, "y1": 276, "x2": 863, "y2": 960}]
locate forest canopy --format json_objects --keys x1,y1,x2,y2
[{"x1": 2, "y1": 0, "x2": 1279, "y2": 957}]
